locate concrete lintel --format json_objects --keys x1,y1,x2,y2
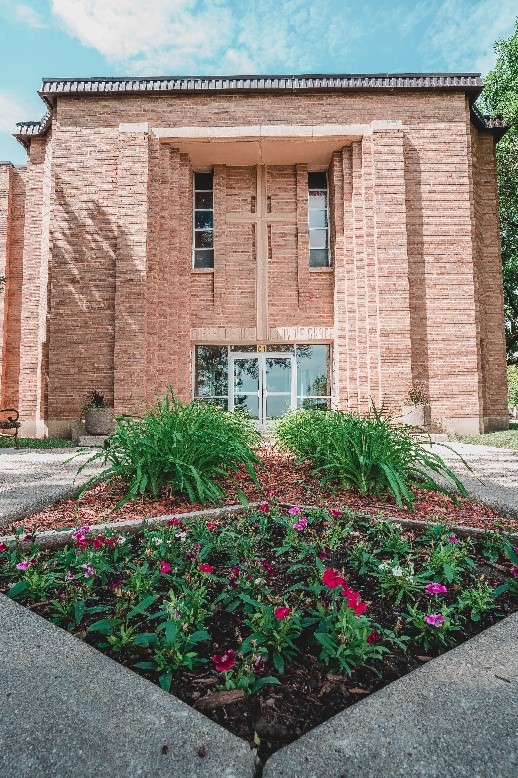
[
  {"x1": 370, "y1": 119, "x2": 403, "y2": 131},
  {"x1": 118, "y1": 122, "x2": 150, "y2": 133},
  {"x1": 152, "y1": 123, "x2": 372, "y2": 140}
]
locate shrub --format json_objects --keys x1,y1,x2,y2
[
  {"x1": 79, "y1": 392, "x2": 261, "y2": 507},
  {"x1": 508, "y1": 365, "x2": 518, "y2": 407},
  {"x1": 275, "y1": 407, "x2": 468, "y2": 510}
]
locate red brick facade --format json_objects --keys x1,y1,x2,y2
[{"x1": 0, "y1": 77, "x2": 508, "y2": 436}]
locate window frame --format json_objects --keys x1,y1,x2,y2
[
  {"x1": 308, "y1": 171, "x2": 331, "y2": 268},
  {"x1": 192, "y1": 171, "x2": 214, "y2": 270}
]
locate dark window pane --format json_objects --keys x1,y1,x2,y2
[
  {"x1": 308, "y1": 191, "x2": 327, "y2": 209},
  {"x1": 309, "y1": 229, "x2": 328, "y2": 249},
  {"x1": 308, "y1": 172, "x2": 327, "y2": 190},
  {"x1": 195, "y1": 172, "x2": 213, "y2": 190},
  {"x1": 194, "y1": 249, "x2": 214, "y2": 268},
  {"x1": 195, "y1": 211, "x2": 213, "y2": 229},
  {"x1": 230, "y1": 345, "x2": 257, "y2": 352},
  {"x1": 195, "y1": 230, "x2": 214, "y2": 248},
  {"x1": 310, "y1": 248, "x2": 330, "y2": 267},
  {"x1": 195, "y1": 345, "x2": 228, "y2": 396},
  {"x1": 309, "y1": 209, "x2": 328, "y2": 228},
  {"x1": 195, "y1": 191, "x2": 213, "y2": 209}
]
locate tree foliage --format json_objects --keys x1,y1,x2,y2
[{"x1": 479, "y1": 18, "x2": 518, "y2": 363}]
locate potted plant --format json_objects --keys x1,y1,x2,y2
[
  {"x1": 82, "y1": 390, "x2": 115, "y2": 436},
  {"x1": 401, "y1": 381, "x2": 431, "y2": 428}
]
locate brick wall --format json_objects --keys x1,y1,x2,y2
[{"x1": 0, "y1": 88, "x2": 508, "y2": 435}]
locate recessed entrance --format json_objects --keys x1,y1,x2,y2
[{"x1": 230, "y1": 352, "x2": 296, "y2": 425}]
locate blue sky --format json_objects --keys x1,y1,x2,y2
[{"x1": 0, "y1": 0, "x2": 516, "y2": 164}]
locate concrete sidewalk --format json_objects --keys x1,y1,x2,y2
[{"x1": 0, "y1": 448, "x2": 102, "y2": 528}]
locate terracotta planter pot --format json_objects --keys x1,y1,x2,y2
[
  {"x1": 401, "y1": 404, "x2": 431, "y2": 428},
  {"x1": 84, "y1": 408, "x2": 115, "y2": 436}
]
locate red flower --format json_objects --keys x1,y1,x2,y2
[
  {"x1": 317, "y1": 550, "x2": 327, "y2": 559},
  {"x1": 257, "y1": 502, "x2": 269, "y2": 513},
  {"x1": 367, "y1": 630, "x2": 381, "y2": 644},
  {"x1": 198, "y1": 563, "x2": 214, "y2": 573},
  {"x1": 212, "y1": 649, "x2": 237, "y2": 672},
  {"x1": 349, "y1": 599, "x2": 368, "y2": 615},
  {"x1": 322, "y1": 568, "x2": 346, "y2": 589},
  {"x1": 330, "y1": 509, "x2": 342, "y2": 518},
  {"x1": 206, "y1": 522, "x2": 217, "y2": 531},
  {"x1": 274, "y1": 606, "x2": 292, "y2": 620},
  {"x1": 92, "y1": 535, "x2": 105, "y2": 549},
  {"x1": 159, "y1": 560, "x2": 171, "y2": 574},
  {"x1": 167, "y1": 517, "x2": 180, "y2": 526},
  {"x1": 0, "y1": 542, "x2": 8, "y2": 553}
]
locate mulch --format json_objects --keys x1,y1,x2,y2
[{"x1": 4, "y1": 447, "x2": 516, "y2": 535}]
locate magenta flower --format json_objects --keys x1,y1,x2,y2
[
  {"x1": 72, "y1": 526, "x2": 91, "y2": 540},
  {"x1": 512, "y1": 567, "x2": 518, "y2": 577},
  {"x1": 447, "y1": 536, "x2": 459, "y2": 544},
  {"x1": 159, "y1": 560, "x2": 171, "y2": 575},
  {"x1": 330, "y1": 509, "x2": 342, "y2": 518},
  {"x1": 424, "y1": 613, "x2": 445, "y2": 628},
  {"x1": 288, "y1": 506, "x2": 301, "y2": 515},
  {"x1": 167, "y1": 517, "x2": 180, "y2": 526},
  {"x1": 293, "y1": 517, "x2": 308, "y2": 531},
  {"x1": 425, "y1": 583, "x2": 448, "y2": 595},
  {"x1": 274, "y1": 606, "x2": 292, "y2": 620},
  {"x1": 16, "y1": 560, "x2": 30, "y2": 571},
  {"x1": 65, "y1": 572, "x2": 76, "y2": 581},
  {"x1": 367, "y1": 630, "x2": 381, "y2": 644},
  {"x1": 260, "y1": 559, "x2": 274, "y2": 573},
  {"x1": 206, "y1": 522, "x2": 218, "y2": 531},
  {"x1": 82, "y1": 562, "x2": 95, "y2": 578},
  {"x1": 0, "y1": 542, "x2": 8, "y2": 553},
  {"x1": 212, "y1": 649, "x2": 237, "y2": 672},
  {"x1": 198, "y1": 563, "x2": 214, "y2": 573},
  {"x1": 257, "y1": 502, "x2": 269, "y2": 513},
  {"x1": 317, "y1": 550, "x2": 327, "y2": 559},
  {"x1": 106, "y1": 578, "x2": 124, "y2": 589}
]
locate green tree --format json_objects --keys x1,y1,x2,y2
[
  {"x1": 0, "y1": 276, "x2": 5, "y2": 293},
  {"x1": 479, "y1": 18, "x2": 518, "y2": 363}
]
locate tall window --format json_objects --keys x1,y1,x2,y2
[
  {"x1": 193, "y1": 172, "x2": 214, "y2": 269},
  {"x1": 308, "y1": 171, "x2": 330, "y2": 267}
]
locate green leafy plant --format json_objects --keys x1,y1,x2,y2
[
  {"x1": 78, "y1": 391, "x2": 261, "y2": 507},
  {"x1": 275, "y1": 407, "x2": 468, "y2": 510},
  {"x1": 456, "y1": 580, "x2": 498, "y2": 622},
  {"x1": 239, "y1": 599, "x2": 302, "y2": 673}
]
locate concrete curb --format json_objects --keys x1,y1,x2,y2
[{"x1": 0, "y1": 595, "x2": 258, "y2": 778}]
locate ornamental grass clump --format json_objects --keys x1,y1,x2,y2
[
  {"x1": 79, "y1": 392, "x2": 261, "y2": 507},
  {"x1": 275, "y1": 407, "x2": 468, "y2": 510}
]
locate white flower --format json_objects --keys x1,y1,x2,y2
[{"x1": 392, "y1": 566, "x2": 404, "y2": 577}]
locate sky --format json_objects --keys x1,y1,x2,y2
[{"x1": 0, "y1": 0, "x2": 516, "y2": 164}]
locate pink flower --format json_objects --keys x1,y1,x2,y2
[
  {"x1": 367, "y1": 630, "x2": 381, "y2": 644},
  {"x1": 198, "y1": 563, "x2": 214, "y2": 573},
  {"x1": 288, "y1": 506, "x2": 301, "y2": 515},
  {"x1": 0, "y1": 542, "x2": 8, "y2": 553},
  {"x1": 260, "y1": 559, "x2": 274, "y2": 573},
  {"x1": 72, "y1": 526, "x2": 91, "y2": 541},
  {"x1": 65, "y1": 572, "x2": 76, "y2": 581},
  {"x1": 317, "y1": 550, "x2": 327, "y2": 559},
  {"x1": 330, "y1": 509, "x2": 342, "y2": 518},
  {"x1": 447, "y1": 536, "x2": 459, "y2": 544},
  {"x1": 512, "y1": 567, "x2": 518, "y2": 577},
  {"x1": 212, "y1": 649, "x2": 237, "y2": 672},
  {"x1": 274, "y1": 606, "x2": 292, "y2": 620},
  {"x1": 293, "y1": 518, "x2": 308, "y2": 531},
  {"x1": 167, "y1": 517, "x2": 180, "y2": 525},
  {"x1": 16, "y1": 560, "x2": 30, "y2": 571},
  {"x1": 175, "y1": 531, "x2": 188, "y2": 541},
  {"x1": 425, "y1": 583, "x2": 448, "y2": 595},
  {"x1": 206, "y1": 522, "x2": 218, "y2": 531},
  {"x1": 159, "y1": 560, "x2": 171, "y2": 575},
  {"x1": 424, "y1": 613, "x2": 445, "y2": 628},
  {"x1": 322, "y1": 568, "x2": 346, "y2": 589},
  {"x1": 106, "y1": 578, "x2": 124, "y2": 589},
  {"x1": 257, "y1": 502, "x2": 269, "y2": 513},
  {"x1": 82, "y1": 562, "x2": 95, "y2": 578}
]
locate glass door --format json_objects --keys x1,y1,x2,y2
[{"x1": 229, "y1": 352, "x2": 296, "y2": 426}]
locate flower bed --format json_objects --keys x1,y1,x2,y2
[{"x1": 1, "y1": 503, "x2": 517, "y2": 759}]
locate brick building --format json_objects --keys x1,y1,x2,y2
[{"x1": 0, "y1": 73, "x2": 508, "y2": 437}]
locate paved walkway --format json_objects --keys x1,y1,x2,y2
[
  {"x1": 0, "y1": 448, "x2": 102, "y2": 528},
  {"x1": 427, "y1": 441, "x2": 518, "y2": 518}
]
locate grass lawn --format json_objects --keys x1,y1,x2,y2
[
  {"x1": 453, "y1": 425, "x2": 518, "y2": 449},
  {"x1": 0, "y1": 436, "x2": 75, "y2": 449}
]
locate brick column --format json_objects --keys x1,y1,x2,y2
[
  {"x1": 17, "y1": 138, "x2": 51, "y2": 436},
  {"x1": 114, "y1": 125, "x2": 150, "y2": 411},
  {"x1": 0, "y1": 164, "x2": 12, "y2": 399}
]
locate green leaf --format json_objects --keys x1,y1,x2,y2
[
  {"x1": 251, "y1": 676, "x2": 281, "y2": 694},
  {"x1": 159, "y1": 671, "x2": 173, "y2": 692},
  {"x1": 7, "y1": 581, "x2": 29, "y2": 599},
  {"x1": 134, "y1": 661, "x2": 156, "y2": 671},
  {"x1": 87, "y1": 618, "x2": 122, "y2": 635},
  {"x1": 272, "y1": 651, "x2": 285, "y2": 674},
  {"x1": 74, "y1": 600, "x2": 86, "y2": 626},
  {"x1": 127, "y1": 594, "x2": 159, "y2": 619}
]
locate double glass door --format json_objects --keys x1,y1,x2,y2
[{"x1": 229, "y1": 352, "x2": 296, "y2": 427}]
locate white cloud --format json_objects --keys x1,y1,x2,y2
[
  {"x1": 14, "y1": 2, "x2": 47, "y2": 28},
  {"x1": 421, "y1": 0, "x2": 517, "y2": 74},
  {"x1": 0, "y1": 91, "x2": 31, "y2": 133}
]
